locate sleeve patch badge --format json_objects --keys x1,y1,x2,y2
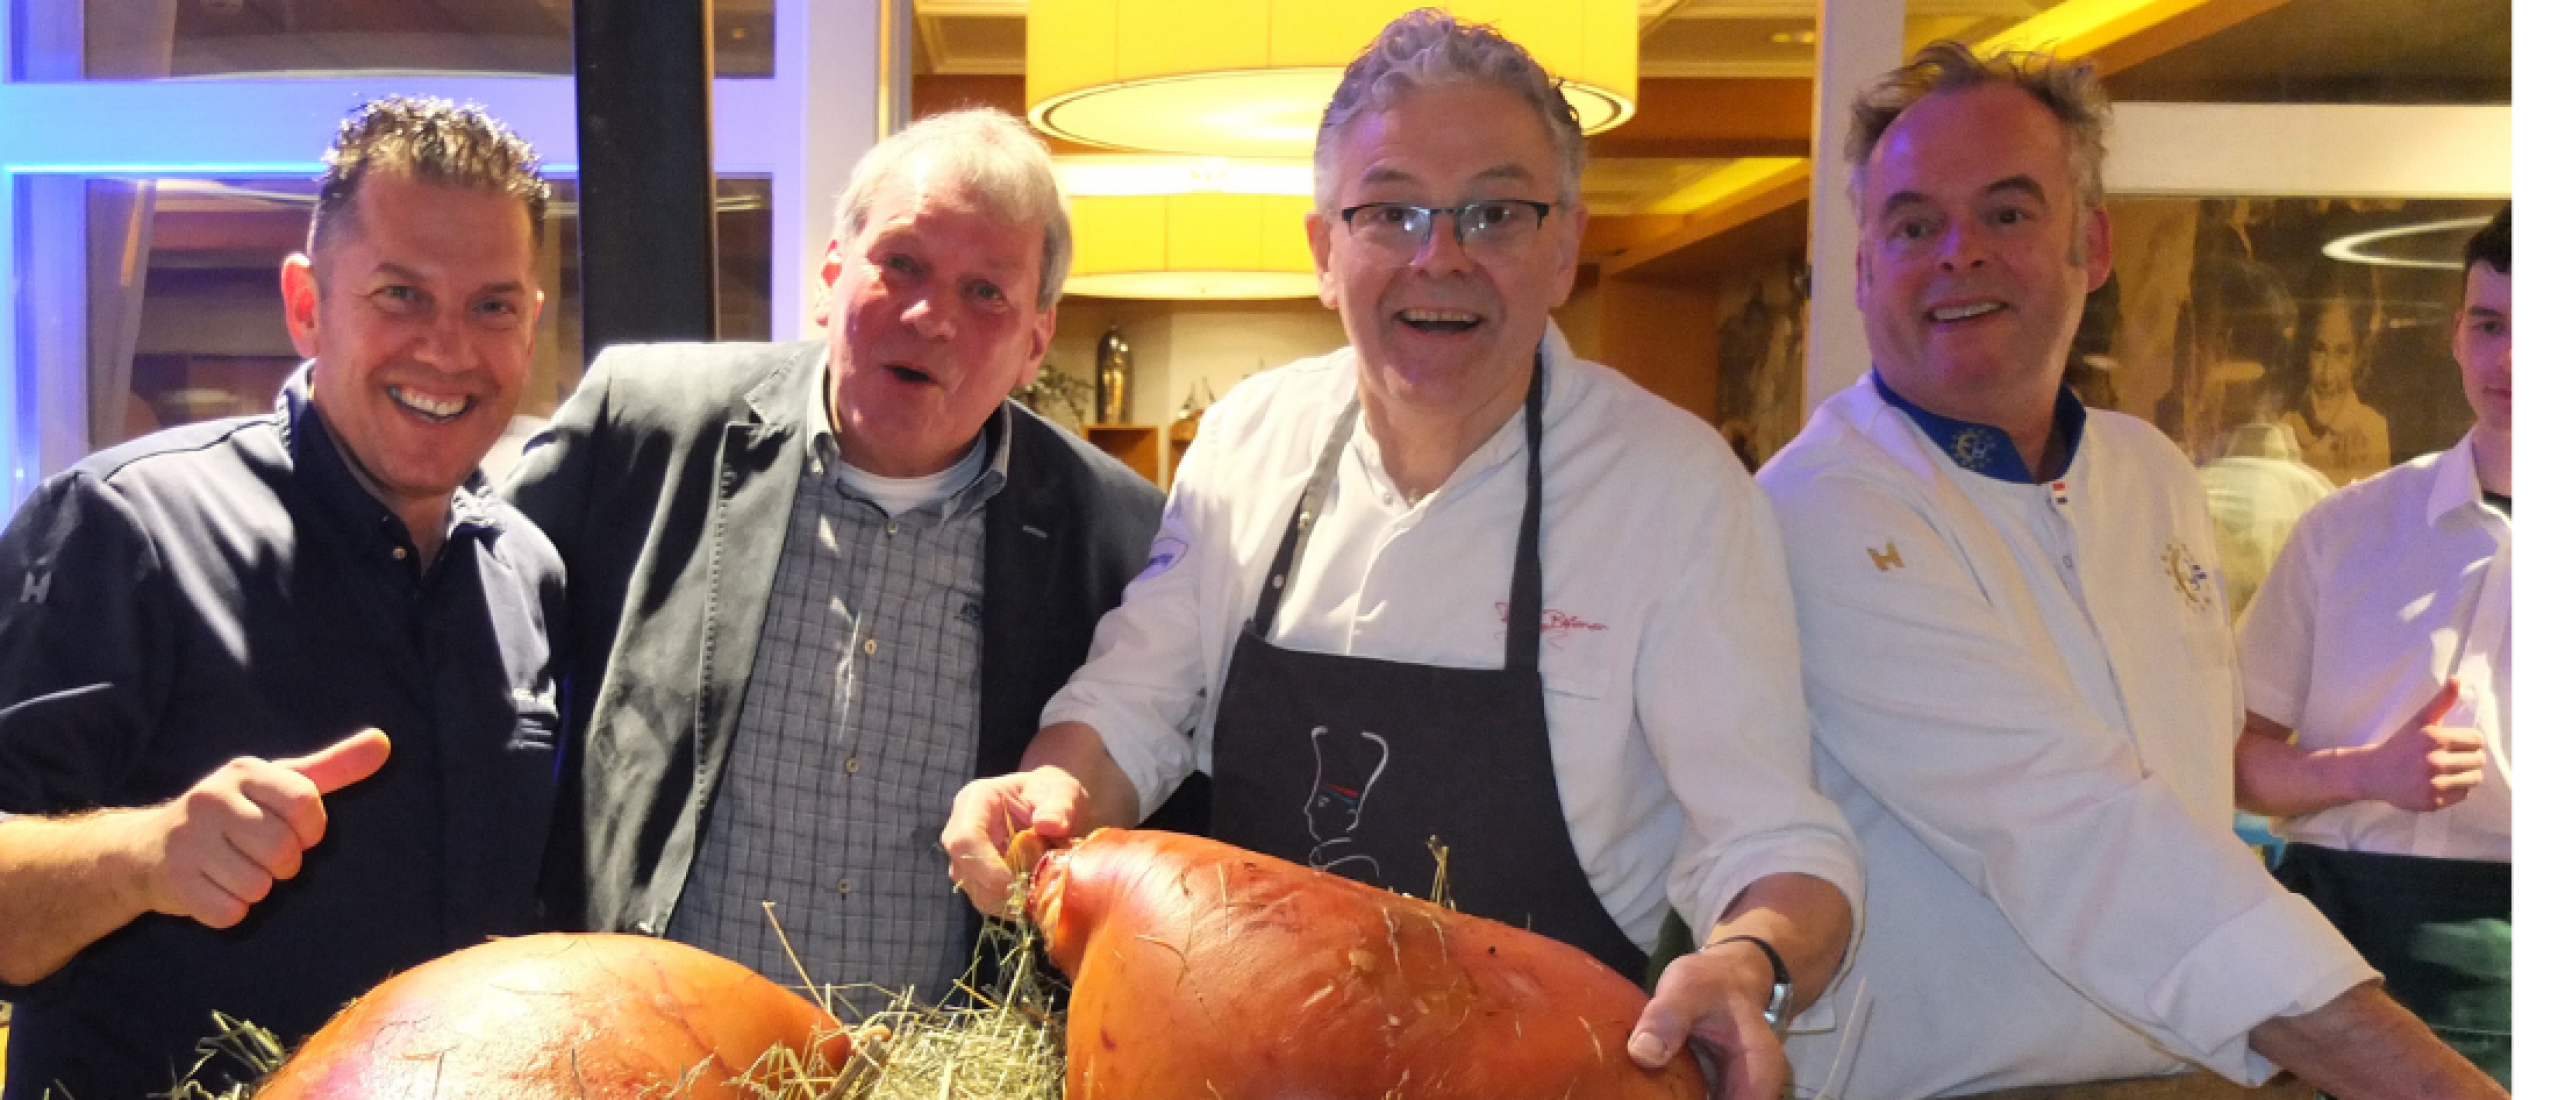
[{"x1": 1136, "y1": 514, "x2": 1192, "y2": 583}]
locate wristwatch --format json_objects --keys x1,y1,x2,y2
[{"x1": 1709, "y1": 934, "x2": 1793, "y2": 1029}]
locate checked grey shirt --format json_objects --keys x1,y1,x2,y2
[{"x1": 665, "y1": 386, "x2": 1007, "y2": 1012}]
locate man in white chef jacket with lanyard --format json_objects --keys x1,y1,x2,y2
[{"x1": 944, "y1": 9, "x2": 1862, "y2": 1097}]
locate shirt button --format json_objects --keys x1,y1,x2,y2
[
  {"x1": 887, "y1": 521, "x2": 900, "y2": 536},
  {"x1": 836, "y1": 878, "x2": 853, "y2": 895},
  {"x1": 863, "y1": 637, "x2": 878, "y2": 656},
  {"x1": 843, "y1": 754, "x2": 860, "y2": 774},
  {"x1": 392, "y1": 546, "x2": 409, "y2": 561}
]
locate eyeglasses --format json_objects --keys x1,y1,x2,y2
[{"x1": 1336, "y1": 199, "x2": 1556, "y2": 256}]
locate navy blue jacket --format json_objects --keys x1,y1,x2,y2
[{"x1": 0, "y1": 377, "x2": 565, "y2": 1100}]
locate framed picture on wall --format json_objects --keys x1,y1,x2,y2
[{"x1": 2079, "y1": 195, "x2": 2502, "y2": 612}]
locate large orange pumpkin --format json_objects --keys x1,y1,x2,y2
[
  {"x1": 258, "y1": 933, "x2": 848, "y2": 1098},
  {"x1": 1028, "y1": 829, "x2": 1710, "y2": 1100}
]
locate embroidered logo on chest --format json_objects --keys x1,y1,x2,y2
[
  {"x1": 2160, "y1": 538, "x2": 2216, "y2": 612},
  {"x1": 1950, "y1": 427, "x2": 2002, "y2": 471}
]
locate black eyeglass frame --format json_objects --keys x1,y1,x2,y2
[{"x1": 1334, "y1": 199, "x2": 1558, "y2": 244}]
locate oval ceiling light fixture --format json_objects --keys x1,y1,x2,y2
[
  {"x1": 1028, "y1": 0, "x2": 1638, "y2": 159},
  {"x1": 1054, "y1": 156, "x2": 1313, "y2": 198},
  {"x1": 1066, "y1": 188, "x2": 1321, "y2": 300},
  {"x1": 2322, "y1": 216, "x2": 2493, "y2": 270}
]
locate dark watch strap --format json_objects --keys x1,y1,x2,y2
[{"x1": 1707, "y1": 934, "x2": 1792, "y2": 1026}]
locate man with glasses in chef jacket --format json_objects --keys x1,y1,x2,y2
[{"x1": 946, "y1": 11, "x2": 1862, "y2": 1097}]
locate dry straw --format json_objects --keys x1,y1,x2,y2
[
  {"x1": 162, "y1": 876, "x2": 1068, "y2": 1100},
  {"x1": 741, "y1": 891, "x2": 1067, "y2": 1100}
]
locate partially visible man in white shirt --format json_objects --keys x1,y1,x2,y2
[
  {"x1": 2235, "y1": 204, "x2": 2512, "y2": 1087},
  {"x1": 1756, "y1": 41, "x2": 2504, "y2": 1100}
]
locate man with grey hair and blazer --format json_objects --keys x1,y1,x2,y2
[{"x1": 506, "y1": 108, "x2": 1189, "y2": 1010}]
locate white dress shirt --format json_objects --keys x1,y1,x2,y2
[
  {"x1": 2238, "y1": 432, "x2": 2511, "y2": 862},
  {"x1": 1045, "y1": 326, "x2": 1862, "y2": 953},
  {"x1": 1760, "y1": 375, "x2": 2374, "y2": 1098}
]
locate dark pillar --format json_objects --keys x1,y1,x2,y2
[{"x1": 572, "y1": 0, "x2": 718, "y2": 352}]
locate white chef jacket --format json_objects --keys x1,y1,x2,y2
[
  {"x1": 2237, "y1": 432, "x2": 2512, "y2": 862},
  {"x1": 1046, "y1": 326, "x2": 1863, "y2": 954},
  {"x1": 2196, "y1": 421, "x2": 2335, "y2": 618},
  {"x1": 1759, "y1": 375, "x2": 2374, "y2": 1098}
]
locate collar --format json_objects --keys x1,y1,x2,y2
[
  {"x1": 2425, "y1": 431, "x2": 2501, "y2": 529},
  {"x1": 1870, "y1": 369, "x2": 2086, "y2": 484},
  {"x1": 803, "y1": 358, "x2": 1015, "y2": 513},
  {"x1": 276, "y1": 363, "x2": 501, "y2": 559}
]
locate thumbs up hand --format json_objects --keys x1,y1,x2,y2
[
  {"x1": 136, "y1": 729, "x2": 392, "y2": 929},
  {"x1": 2351, "y1": 681, "x2": 2486, "y2": 814}
]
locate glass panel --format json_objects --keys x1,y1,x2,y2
[
  {"x1": 2094, "y1": 197, "x2": 2495, "y2": 467},
  {"x1": 2092, "y1": 196, "x2": 2497, "y2": 616},
  {"x1": 14, "y1": 0, "x2": 774, "y2": 80},
  {"x1": 86, "y1": 174, "x2": 771, "y2": 462}
]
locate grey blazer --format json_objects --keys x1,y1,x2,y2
[{"x1": 504, "y1": 341, "x2": 1183, "y2": 942}]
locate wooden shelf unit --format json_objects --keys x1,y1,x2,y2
[{"x1": 1083, "y1": 423, "x2": 1162, "y2": 486}]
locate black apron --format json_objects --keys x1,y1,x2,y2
[
  {"x1": 2274, "y1": 843, "x2": 2510, "y2": 1088},
  {"x1": 1207, "y1": 358, "x2": 1650, "y2": 981}
]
